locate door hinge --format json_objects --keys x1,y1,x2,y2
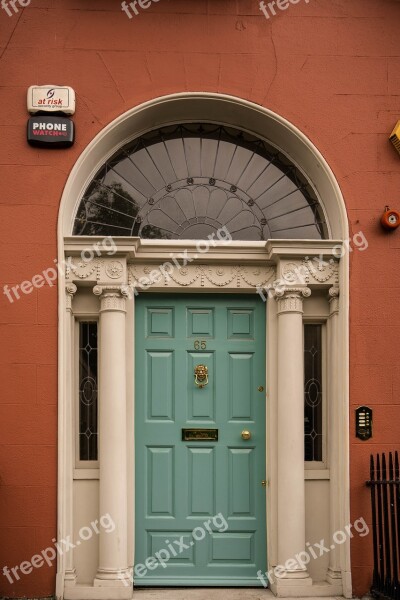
[{"x1": 261, "y1": 480, "x2": 268, "y2": 487}]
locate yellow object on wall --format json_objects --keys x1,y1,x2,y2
[{"x1": 389, "y1": 121, "x2": 400, "y2": 155}]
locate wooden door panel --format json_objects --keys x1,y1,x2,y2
[{"x1": 135, "y1": 294, "x2": 266, "y2": 586}]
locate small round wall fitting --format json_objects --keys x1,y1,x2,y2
[{"x1": 381, "y1": 206, "x2": 400, "y2": 230}]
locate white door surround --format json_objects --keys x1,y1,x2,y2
[{"x1": 57, "y1": 93, "x2": 350, "y2": 600}]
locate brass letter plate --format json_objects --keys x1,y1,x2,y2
[{"x1": 182, "y1": 428, "x2": 218, "y2": 441}]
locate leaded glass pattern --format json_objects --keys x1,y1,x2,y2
[
  {"x1": 304, "y1": 324, "x2": 323, "y2": 462},
  {"x1": 73, "y1": 123, "x2": 328, "y2": 240},
  {"x1": 79, "y1": 322, "x2": 98, "y2": 461}
]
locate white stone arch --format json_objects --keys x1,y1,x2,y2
[
  {"x1": 59, "y1": 92, "x2": 348, "y2": 239},
  {"x1": 57, "y1": 93, "x2": 350, "y2": 600}
]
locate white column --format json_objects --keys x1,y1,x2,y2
[
  {"x1": 275, "y1": 287, "x2": 313, "y2": 590},
  {"x1": 64, "y1": 284, "x2": 77, "y2": 587},
  {"x1": 327, "y1": 286, "x2": 343, "y2": 586},
  {"x1": 93, "y1": 285, "x2": 131, "y2": 590}
]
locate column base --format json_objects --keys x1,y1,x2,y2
[
  {"x1": 94, "y1": 567, "x2": 132, "y2": 587},
  {"x1": 326, "y1": 566, "x2": 343, "y2": 584},
  {"x1": 269, "y1": 578, "x2": 347, "y2": 598},
  {"x1": 64, "y1": 568, "x2": 77, "y2": 587},
  {"x1": 270, "y1": 573, "x2": 313, "y2": 597}
]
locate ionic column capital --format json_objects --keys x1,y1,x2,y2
[
  {"x1": 328, "y1": 286, "x2": 340, "y2": 316},
  {"x1": 65, "y1": 283, "x2": 77, "y2": 312},
  {"x1": 93, "y1": 285, "x2": 130, "y2": 313},
  {"x1": 275, "y1": 287, "x2": 311, "y2": 315}
]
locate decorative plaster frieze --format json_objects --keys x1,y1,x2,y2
[
  {"x1": 64, "y1": 252, "x2": 340, "y2": 306},
  {"x1": 65, "y1": 251, "x2": 339, "y2": 293},
  {"x1": 65, "y1": 257, "x2": 126, "y2": 283},
  {"x1": 304, "y1": 256, "x2": 338, "y2": 284},
  {"x1": 66, "y1": 258, "x2": 102, "y2": 281},
  {"x1": 278, "y1": 257, "x2": 339, "y2": 288},
  {"x1": 128, "y1": 263, "x2": 276, "y2": 291}
]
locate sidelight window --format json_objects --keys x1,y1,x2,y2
[
  {"x1": 78, "y1": 321, "x2": 98, "y2": 462},
  {"x1": 304, "y1": 324, "x2": 324, "y2": 463}
]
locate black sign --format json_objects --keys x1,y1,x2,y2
[{"x1": 27, "y1": 116, "x2": 74, "y2": 148}]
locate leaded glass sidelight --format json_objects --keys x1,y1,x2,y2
[
  {"x1": 73, "y1": 123, "x2": 328, "y2": 240},
  {"x1": 79, "y1": 322, "x2": 98, "y2": 461},
  {"x1": 304, "y1": 324, "x2": 323, "y2": 462}
]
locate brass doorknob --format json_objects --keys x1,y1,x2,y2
[{"x1": 241, "y1": 430, "x2": 251, "y2": 440}]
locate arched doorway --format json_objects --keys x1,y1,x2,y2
[{"x1": 57, "y1": 93, "x2": 350, "y2": 600}]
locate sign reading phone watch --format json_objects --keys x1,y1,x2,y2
[{"x1": 27, "y1": 116, "x2": 74, "y2": 148}]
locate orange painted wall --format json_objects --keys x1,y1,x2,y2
[{"x1": 0, "y1": 0, "x2": 399, "y2": 597}]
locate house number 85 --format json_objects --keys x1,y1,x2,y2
[{"x1": 194, "y1": 340, "x2": 207, "y2": 350}]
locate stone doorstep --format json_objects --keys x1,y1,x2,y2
[
  {"x1": 61, "y1": 587, "x2": 348, "y2": 600},
  {"x1": 132, "y1": 591, "x2": 274, "y2": 600},
  {"x1": 132, "y1": 591, "x2": 345, "y2": 600}
]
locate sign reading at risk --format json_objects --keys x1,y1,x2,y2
[{"x1": 27, "y1": 85, "x2": 76, "y2": 115}]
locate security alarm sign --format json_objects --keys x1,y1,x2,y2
[
  {"x1": 27, "y1": 116, "x2": 75, "y2": 148},
  {"x1": 27, "y1": 85, "x2": 76, "y2": 115}
]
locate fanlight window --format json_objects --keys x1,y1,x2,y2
[{"x1": 73, "y1": 123, "x2": 328, "y2": 240}]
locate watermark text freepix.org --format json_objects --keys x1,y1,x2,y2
[
  {"x1": 121, "y1": 0, "x2": 160, "y2": 19},
  {"x1": 126, "y1": 226, "x2": 232, "y2": 297},
  {"x1": 119, "y1": 513, "x2": 228, "y2": 585},
  {"x1": 1, "y1": 0, "x2": 30, "y2": 17},
  {"x1": 2, "y1": 514, "x2": 115, "y2": 584},
  {"x1": 257, "y1": 517, "x2": 369, "y2": 586},
  {"x1": 3, "y1": 236, "x2": 117, "y2": 304},
  {"x1": 259, "y1": 0, "x2": 309, "y2": 20},
  {"x1": 3, "y1": 228, "x2": 232, "y2": 305},
  {"x1": 256, "y1": 230, "x2": 368, "y2": 302}
]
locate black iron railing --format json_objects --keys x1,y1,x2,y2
[{"x1": 367, "y1": 452, "x2": 400, "y2": 600}]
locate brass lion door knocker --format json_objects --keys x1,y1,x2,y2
[{"x1": 194, "y1": 364, "x2": 209, "y2": 388}]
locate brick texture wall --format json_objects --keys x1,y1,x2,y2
[{"x1": 0, "y1": 0, "x2": 399, "y2": 596}]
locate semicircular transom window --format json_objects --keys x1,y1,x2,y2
[{"x1": 73, "y1": 123, "x2": 328, "y2": 240}]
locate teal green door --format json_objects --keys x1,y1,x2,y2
[{"x1": 135, "y1": 294, "x2": 267, "y2": 586}]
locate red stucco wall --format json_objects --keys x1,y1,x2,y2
[{"x1": 0, "y1": 0, "x2": 399, "y2": 597}]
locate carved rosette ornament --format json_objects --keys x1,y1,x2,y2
[
  {"x1": 105, "y1": 260, "x2": 124, "y2": 279},
  {"x1": 93, "y1": 285, "x2": 130, "y2": 313},
  {"x1": 275, "y1": 287, "x2": 312, "y2": 315},
  {"x1": 281, "y1": 262, "x2": 302, "y2": 284}
]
